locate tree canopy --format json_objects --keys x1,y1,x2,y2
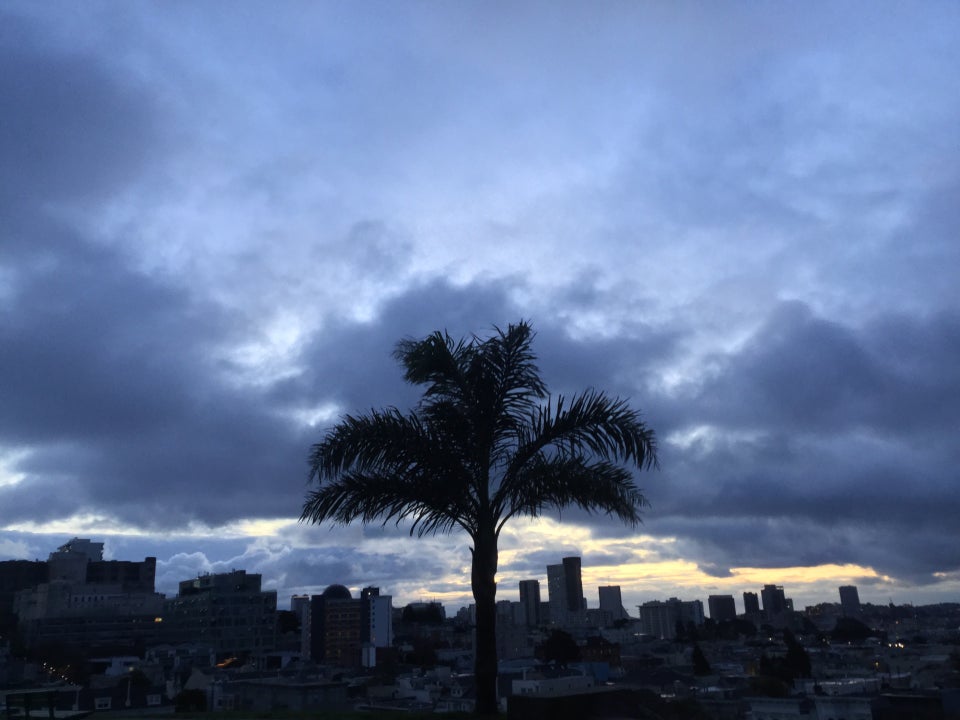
[{"x1": 301, "y1": 321, "x2": 657, "y2": 714}]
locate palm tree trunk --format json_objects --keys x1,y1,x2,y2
[{"x1": 471, "y1": 524, "x2": 499, "y2": 715}]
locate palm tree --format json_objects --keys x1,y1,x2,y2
[{"x1": 301, "y1": 321, "x2": 657, "y2": 715}]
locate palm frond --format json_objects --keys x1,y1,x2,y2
[
  {"x1": 477, "y1": 321, "x2": 547, "y2": 434},
  {"x1": 305, "y1": 408, "x2": 478, "y2": 536},
  {"x1": 394, "y1": 330, "x2": 473, "y2": 402},
  {"x1": 496, "y1": 455, "x2": 648, "y2": 533},
  {"x1": 301, "y1": 469, "x2": 474, "y2": 536},
  {"x1": 492, "y1": 389, "x2": 657, "y2": 519},
  {"x1": 308, "y1": 408, "x2": 427, "y2": 479},
  {"x1": 525, "y1": 390, "x2": 657, "y2": 467}
]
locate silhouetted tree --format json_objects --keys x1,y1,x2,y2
[
  {"x1": 758, "y1": 652, "x2": 775, "y2": 678},
  {"x1": 756, "y1": 632, "x2": 812, "y2": 685},
  {"x1": 692, "y1": 643, "x2": 711, "y2": 675},
  {"x1": 301, "y1": 321, "x2": 657, "y2": 715},
  {"x1": 541, "y1": 629, "x2": 581, "y2": 667},
  {"x1": 401, "y1": 603, "x2": 444, "y2": 625},
  {"x1": 783, "y1": 629, "x2": 812, "y2": 679},
  {"x1": 750, "y1": 670, "x2": 791, "y2": 698},
  {"x1": 174, "y1": 689, "x2": 206, "y2": 713},
  {"x1": 128, "y1": 669, "x2": 151, "y2": 689},
  {"x1": 832, "y1": 616, "x2": 874, "y2": 643},
  {"x1": 701, "y1": 618, "x2": 717, "y2": 641}
]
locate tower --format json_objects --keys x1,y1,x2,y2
[
  {"x1": 707, "y1": 594, "x2": 737, "y2": 622},
  {"x1": 598, "y1": 586, "x2": 627, "y2": 621},
  {"x1": 547, "y1": 556, "x2": 585, "y2": 623},
  {"x1": 839, "y1": 585, "x2": 861, "y2": 617},
  {"x1": 518, "y1": 579, "x2": 541, "y2": 627},
  {"x1": 562, "y1": 556, "x2": 585, "y2": 612},
  {"x1": 761, "y1": 585, "x2": 786, "y2": 618},
  {"x1": 547, "y1": 564, "x2": 567, "y2": 621}
]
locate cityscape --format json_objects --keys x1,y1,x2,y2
[
  {"x1": 1, "y1": 537, "x2": 958, "y2": 716},
  {"x1": 2, "y1": 2, "x2": 959, "y2": 718}
]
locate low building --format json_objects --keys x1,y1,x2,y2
[
  {"x1": 226, "y1": 677, "x2": 349, "y2": 713},
  {"x1": 161, "y1": 570, "x2": 277, "y2": 661},
  {"x1": 13, "y1": 540, "x2": 163, "y2": 654},
  {"x1": 303, "y1": 584, "x2": 393, "y2": 667},
  {"x1": 638, "y1": 598, "x2": 704, "y2": 639}
]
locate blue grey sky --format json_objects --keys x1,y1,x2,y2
[{"x1": 1, "y1": 2, "x2": 958, "y2": 613}]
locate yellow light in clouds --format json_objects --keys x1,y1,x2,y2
[
  {"x1": 499, "y1": 516, "x2": 666, "y2": 554},
  {"x1": 727, "y1": 564, "x2": 885, "y2": 585},
  {"x1": 222, "y1": 518, "x2": 295, "y2": 537},
  {"x1": 579, "y1": 561, "x2": 888, "y2": 607},
  {"x1": 492, "y1": 515, "x2": 892, "y2": 605},
  {"x1": 499, "y1": 516, "x2": 594, "y2": 546},
  {"x1": 583, "y1": 560, "x2": 704, "y2": 587}
]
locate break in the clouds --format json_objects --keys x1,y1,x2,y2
[{"x1": 1, "y1": 2, "x2": 958, "y2": 611}]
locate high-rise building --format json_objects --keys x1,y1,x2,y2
[
  {"x1": 839, "y1": 585, "x2": 861, "y2": 617},
  {"x1": 360, "y1": 586, "x2": 393, "y2": 662},
  {"x1": 547, "y1": 563, "x2": 567, "y2": 620},
  {"x1": 562, "y1": 557, "x2": 585, "y2": 613},
  {"x1": 518, "y1": 580, "x2": 541, "y2": 627},
  {"x1": 598, "y1": 586, "x2": 628, "y2": 621},
  {"x1": 306, "y1": 585, "x2": 358, "y2": 666},
  {"x1": 743, "y1": 591, "x2": 760, "y2": 616},
  {"x1": 291, "y1": 594, "x2": 310, "y2": 622},
  {"x1": 547, "y1": 557, "x2": 585, "y2": 623},
  {"x1": 496, "y1": 600, "x2": 525, "y2": 626},
  {"x1": 539, "y1": 600, "x2": 551, "y2": 625},
  {"x1": 637, "y1": 598, "x2": 704, "y2": 639},
  {"x1": 708, "y1": 594, "x2": 737, "y2": 621},
  {"x1": 761, "y1": 585, "x2": 787, "y2": 618}
]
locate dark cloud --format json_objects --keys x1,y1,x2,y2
[
  {"x1": 691, "y1": 302, "x2": 960, "y2": 436},
  {"x1": 0, "y1": 222, "x2": 309, "y2": 527},
  {"x1": 0, "y1": 11, "x2": 164, "y2": 218},
  {"x1": 277, "y1": 278, "x2": 524, "y2": 412},
  {"x1": 1, "y1": 3, "x2": 958, "y2": 609},
  {"x1": 4, "y1": 270, "x2": 656, "y2": 532},
  {"x1": 644, "y1": 301, "x2": 960, "y2": 581},
  {"x1": 3, "y1": 260, "x2": 957, "y2": 593}
]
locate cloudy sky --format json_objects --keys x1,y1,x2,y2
[{"x1": 2, "y1": 2, "x2": 958, "y2": 615}]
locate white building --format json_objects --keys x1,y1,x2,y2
[{"x1": 637, "y1": 598, "x2": 704, "y2": 639}]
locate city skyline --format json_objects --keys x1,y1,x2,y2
[
  {"x1": 2, "y1": 4, "x2": 958, "y2": 615},
  {"x1": 0, "y1": 535, "x2": 944, "y2": 617},
  {"x1": 0, "y1": 534, "x2": 942, "y2": 657}
]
